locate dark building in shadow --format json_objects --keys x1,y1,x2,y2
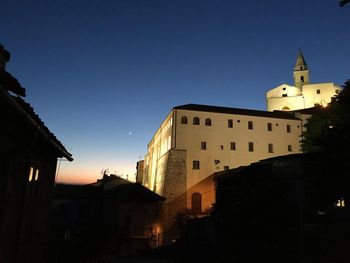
[
  {"x1": 50, "y1": 174, "x2": 164, "y2": 263},
  {"x1": 212, "y1": 153, "x2": 350, "y2": 262},
  {"x1": 0, "y1": 45, "x2": 73, "y2": 263}
]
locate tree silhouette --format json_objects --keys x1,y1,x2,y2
[{"x1": 302, "y1": 80, "x2": 350, "y2": 155}]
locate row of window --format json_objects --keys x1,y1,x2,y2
[
  {"x1": 192, "y1": 160, "x2": 229, "y2": 170},
  {"x1": 200, "y1": 141, "x2": 293, "y2": 152},
  {"x1": 182, "y1": 116, "x2": 294, "y2": 132}
]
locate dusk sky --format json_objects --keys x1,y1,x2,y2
[{"x1": 1, "y1": 1, "x2": 349, "y2": 184}]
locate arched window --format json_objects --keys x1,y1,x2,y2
[
  {"x1": 205, "y1": 118, "x2": 211, "y2": 126},
  {"x1": 193, "y1": 117, "x2": 200, "y2": 125},
  {"x1": 282, "y1": 106, "x2": 290, "y2": 111},
  {"x1": 181, "y1": 116, "x2": 188, "y2": 124}
]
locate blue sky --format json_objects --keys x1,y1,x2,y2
[{"x1": 1, "y1": 0, "x2": 349, "y2": 184}]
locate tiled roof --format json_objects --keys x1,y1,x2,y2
[
  {"x1": 174, "y1": 104, "x2": 300, "y2": 120},
  {"x1": 12, "y1": 95, "x2": 73, "y2": 160}
]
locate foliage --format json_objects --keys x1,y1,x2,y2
[{"x1": 302, "y1": 80, "x2": 350, "y2": 154}]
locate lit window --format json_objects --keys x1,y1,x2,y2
[
  {"x1": 193, "y1": 160, "x2": 200, "y2": 170},
  {"x1": 248, "y1": 142, "x2": 254, "y2": 152},
  {"x1": 316, "y1": 89, "x2": 321, "y2": 94},
  {"x1": 28, "y1": 167, "x2": 34, "y2": 182},
  {"x1": 288, "y1": 145, "x2": 292, "y2": 152},
  {"x1": 248, "y1": 121, "x2": 253, "y2": 130},
  {"x1": 201, "y1": 141, "x2": 207, "y2": 150},
  {"x1": 267, "y1": 123, "x2": 272, "y2": 131},
  {"x1": 230, "y1": 142, "x2": 236, "y2": 150},
  {"x1": 205, "y1": 118, "x2": 212, "y2": 126},
  {"x1": 193, "y1": 117, "x2": 200, "y2": 125},
  {"x1": 268, "y1": 143, "x2": 273, "y2": 153},
  {"x1": 28, "y1": 166, "x2": 39, "y2": 182},
  {"x1": 181, "y1": 116, "x2": 188, "y2": 124},
  {"x1": 34, "y1": 169, "x2": 39, "y2": 181},
  {"x1": 336, "y1": 198, "x2": 345, "y2": 207},
  {"x1": 228, "y1": 119, "x2": 233, "y2": 128},
  {"x1": 287, "y1": 124, "x2": 291, "y2": 133}
]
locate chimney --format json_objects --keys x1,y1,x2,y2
[{"x1": 0, "y1": 44, "x2": 11, "y2": 70}]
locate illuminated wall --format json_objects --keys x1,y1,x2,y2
[
  {"x1": 174, "y1": 108, "x2": 302, "y2": 209},
  {"x1": 143, "y1": 112, "x2": 173, "y2": 195},
  {"x1": 143, "y1": 105, "x2": 303, "y2": 212}
]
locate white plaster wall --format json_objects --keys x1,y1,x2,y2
[
  {"x1": 302, "y1": 83, "x2": 341, "y2": 108},
  {"x1": 267, "y1": 95, "x2": 305, "y2": 111},
  {"x1": 175, "y1": 109, "x2": 302, "y2": 189}
]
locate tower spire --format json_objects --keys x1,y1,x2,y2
[
  {"x1": 293, "y1": 49, "x2": 310, "y2": 88},
  {"x1": 294, "y1": 49, "x2": 308, "y2": 71}
]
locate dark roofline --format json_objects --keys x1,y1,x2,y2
[
  {"x1": 173, "y1": 104, "x2": 301, "y2": 120},
  {"x1": 0, "y1": 86, "x2": 73, "y2": 161}
]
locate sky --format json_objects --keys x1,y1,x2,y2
[{"x1": 1, "y1": 0, "x2": 349, "y2": 184}]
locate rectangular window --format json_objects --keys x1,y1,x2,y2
[
  {"x1": 282, "y1": 94, "x2": 288, "y2": 97},
  {"x1": 287, "y1": 124, "x2": 291, "y2": 133},
  {"x1": 224, "y1": 166, "x2": 229, "y2": 170},
  {"x1": 268, "y1": 143, "x2": 273, "y2": 153},
  {"x1": 288, "y1": 145, "x2": 292, "y2": 152},
  {"x1": 220, "y1": 145, "x2": 224, "y2": 150},
  {"x1": 193, "y1": 160, "x2": 200, "y2": 170},
  {"x1": 317, "y1": 89, "x2": 321, "y2": 94},
  {"x1": 248, "y1": 121, "x2": 253, "y2": 130},
  {"x1": 228, "y1": 119, "x2": 233, "y2": 128},
  {"x1": 267, "y1": 122, "x2": 272, "y2": 131},
  {"x1": 201, "y1": 141, "x2": 206, "y2": 150},
  {"x1": 248, "y1": 142, "x2": 254, "y2": 152},
  {"x1": 230, "y1": 142, "x2": 236, "y2": 150}
]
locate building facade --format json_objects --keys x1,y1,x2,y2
[
  {"x1": 0, "y1": 44, "x2": 73, "y2": 263},
  {"x1": 266, "y1": 50, "x2": 341, "y2": 111},
  {"x1": 143, "y1": 104, "x2": 303, "y2": 213}
]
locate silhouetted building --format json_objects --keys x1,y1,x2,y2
[
  {"x1": 50, "y1": 174, "x2": 164, "y2": 262},
  {"x1": 136, "y1": 160, "x2": 144, "y2": 184},
  {"x1": 213, "y1": 153, "x2": 350, "y2": 262},
  {"x1": 0, "y1": 45, "x2": 73, "y2": 263}
]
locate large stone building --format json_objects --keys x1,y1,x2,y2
[
  {"x1": 142, "y1": 104, "x2": 303, "y2": 214},
  {"x1": 266, "y1": 50, "x2": 341, "y2": 111}
]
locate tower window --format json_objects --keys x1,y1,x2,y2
[
  {"x1": 193, "y1": 117, "x2": 200, "y2": 125},
  {"x1": 287, "y1": 124, "x2": 291, "y2": 133},
  {"x1": 282, "y1": 94, "x2": 288, "y2": 97},
  {"x1": 267, "y1": 122, "x2": 272, "y2": 131},
  {"x1": 316, "y1": 89, "x2": 321, "y2": 94},
  {"x1": 193, "y1": 160, "x2": 200, "y2": 170},
  {"x1": 268, "y1": 143, "x2": 273, "y2": 153},
  {"x1": 181, "y1": 116, "x2": 188, "y2": 124},
  {"x1": 230, "y1": 142, "x2": 236, "y2": 150},
  {"x1": 228, "y1": 119, "x2": 233, "y2": 128},
  {"x1": 248, "y1": 142, "x2": 254, "y2": 152},
  {"x1": 301, "y1": 76, "x2": 304, "y2": 82},
  {"x1": 205, "y1": 118, "x2": 212, "y2": 126},
  {"x1": 248, "y1": 121, "x2": 253, "y2": 130},
  {"x1": 288, "y1": 145, "x2": 292, "y2": 152},
  {"x1": 201, "y1": 141, "x2": 207, "y2": 150}
]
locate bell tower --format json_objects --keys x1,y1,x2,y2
[{"x1": 293, "y1": 50, "x2": 310, "y2": 89}]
